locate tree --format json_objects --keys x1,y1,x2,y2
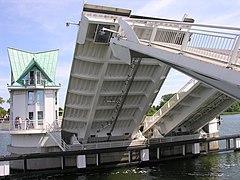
[
  {"x1": 0, "y1": 97, "x2": 5, "y2": 105},
  {"x1": 147, "y1": 93, "x2": 240, "y2": 116},
  {"x1": 147, "y1": 106, "x2": 157, "y2": 116},
  {"x1": 159, "y1": 93, "x2": 175, "y2": 108},
  {"x1": 147, "y1": 93, "x2": 176, "y2": 116},
  {"x1": 0, "y1": 107, "x2": 7, "y2": 118},
  {"x1": 225, "y1": 102, "x2": 240, "y2": 112},
  {"x1": 6, "y1": 98, "x2": 10, "y2": 104},
  {"x1": 0, "y1": 97, "x2": 6, "y2": 118}
]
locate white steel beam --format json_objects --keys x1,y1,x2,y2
[{"x1": 110, "y1": 38, "x2": 240, "y2": 101}]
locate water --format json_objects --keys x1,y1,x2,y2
[
  {"x1": 66, "y1": 153, "x2": 240, "y2": 180},
  {"x1": 0, "y1": 131, "x2": 10, "y2": 156},
  {"x1": 1, "y1": 114, "x2": 240, "y2": 179},
  {"x1": 219, "y1": 114, "x2": 240, "y2": 135}
]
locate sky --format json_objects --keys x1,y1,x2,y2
[{"x1": 1, "y1": 0, "x2": 240, "y2": 109}]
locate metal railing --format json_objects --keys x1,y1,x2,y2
[
  {"x1": 143, "y1": 79, "x2": 198, "y2": 132},
  {"x1": 70, "y1": 133, "x2": 205, "y2": 151},
  {"x1": 149, "y1": 133, "x2": 203, "y2": 144},
  {"x1": 46, "y1": 121, "x2": 70, "y2": 151},
  {"x1": 121, "y1": 18, "x2": 240, "y2": 67},
  {"x1": 0, "y1": 119, "x2": 9, "y2": 130},
  {"x1": 9, "y1": 119, "x2": 62, "y2": 131}
]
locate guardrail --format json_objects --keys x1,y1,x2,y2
[
  {"x1": 123, "y1": 18, "x2": 240, "y2": 67},
  {"x1": 0, "y1": 120, "x2": 9, "y2": 131},
  {"x1": 69, "y1": 133, "x2": 205, "y2": 151}
]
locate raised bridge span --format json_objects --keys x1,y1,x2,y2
[{"x1": 62, "y1": 4, "x2": 240, "y2": 144}]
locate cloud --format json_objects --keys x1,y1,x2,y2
[
  {"x1": 15, "y1": 2, "x2": 63, "y2": 34},
  {"x1": 0, "y1": 77, "x2": 10, "y2": 92},
  {"x1": 55, "y1": 61, "x2": 71, "y2": 108},
  {"x1": 135, "y1": 0, "x2": 175, "y2": 17},
  {"x1": 201, "y1": 11, "x2": 240, "y2": 26},
  {"x1": 4, "y1": 1, "x2": 82, "y2": 35},
  {"x1": 0, "y1": 60, "x2": 8, "y2": 67},
  {"x1": 56, "y1": 62, "x2": 71, "y2": 83}
]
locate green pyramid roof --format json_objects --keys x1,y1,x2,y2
[{"x1": 8, "y1": 48, "x2": 59, "y2": 85}]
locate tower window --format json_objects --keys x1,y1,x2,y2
[
  {"x1": 41, "y1": 74, "x2": 46, "y2": 85},
  {"x1": 38, "y1": 111, "x2": 43, "y2": 120},
  {"x1": 29, "y1": 112, "x2": 33, "y2": 120},
  {"x1": 30, "y1": 71, "x2": 35, "y2": 85},
  {"x1": 37, "y1": 90, "x2": 43, "y2": 106},
  {"x1": 55, "y1": 91, "x2": 57, "y2": 105},
  {"x1": 38, "y1": 111, "x2": 43, "y2": 125},
  {"x1": 23, "y1": 74, "x2": 29, "y2": 85},
  {"x1": 28, "y1": 91, "x2": 34, "y2": 105},
  {"x1": 36, "y1": 71, "x2": 41, "y2": 84}
]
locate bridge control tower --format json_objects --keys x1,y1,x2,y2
[{"x1": 7, "y1": 48, "x2": 62, "y2": 167}]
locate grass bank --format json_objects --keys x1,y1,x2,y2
[{"x1": 221, "y1": 112, "x2": 240, "y2": 115}]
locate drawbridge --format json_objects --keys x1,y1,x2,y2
[
  {"x1": 62, "y1": 4, "x2": 240, "y2": 144},
  {"x1": 142, "y1": 79, "x2": 234, "y2": 137}
]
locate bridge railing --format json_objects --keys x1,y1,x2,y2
[
  {"x1": 143, "y1": 79, "x2": 198, "y2": 132},
  {"x1": 46, "y1": 121, "x2": 71, "y2": 151},
  {"x1": 122, "y1": 18, "x2": 240, "y2": 67},
  {"x1": 69, "y1": 133, "x2": 205, "y2": 151}
]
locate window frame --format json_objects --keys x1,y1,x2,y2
[{"x1": 28, "y1": 90, "x2": 34, "y2": 105}]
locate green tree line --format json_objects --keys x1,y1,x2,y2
[
  {"x1": 147, "y1": 93, "x2": 240, "y2": 116},
  {"x1": 224, "y1": 102, "x2": 240, "y2": 114},
  {"x1": 147, "y1": 93, "x2": 175, "y2": 116},
  {"x1": 0, "y1": 97, "x2": 9, "y2": 118}
]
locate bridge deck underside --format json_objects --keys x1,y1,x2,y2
[{"x1": 62, "y1": 18, "x2": 170, "y2": 143}]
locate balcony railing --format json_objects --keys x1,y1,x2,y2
[{"x1": 10, "y1": 119, "x2": 62, "y2": 131}]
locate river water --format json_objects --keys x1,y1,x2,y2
[{"x1": 1, "y1": 114, "x2": 240, "y2": 179}]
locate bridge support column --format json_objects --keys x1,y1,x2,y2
[
  {"x1": 128, "y1": 151, "x2": 132, "y2": 163},
  {"x1": 61, "y1": 156, "x2": 65, "y2": 169},
  {"x1": 226, "y1": 139, "x2": 231, "y2": 150},
  {"x1": 157, "y1": 147, "x2": 160, "y2": 159},
  {"x1": 205, "y1": 142, "x2": 209, "y2": 153},
  {"x1": 234, "y1": 138, "x2": 240, "y2": 149},
  {"x1": 140, "y1": 149, "x2": 149, "y2": 161},
  {"x1": 96, "y1": 153, "x2": 100, "y2": 166},
  {"x1": 192, "y1": 143, "x2": 200, "y2": 154},
  {"x1": 77, "y1": 155, "x2": 86, "y2": 169},
  {"x1": 23, "y1": 159, "x2": 27, "y2": 173},
  {"x1": 0, "y1": 161, "x2": 9, "y2": 177},
  {"x1": 182, "y1": 145, "x2": 186, "y2": 156}
]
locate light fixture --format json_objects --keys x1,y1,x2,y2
[{"x1": 66, "y1": 21, "x2": 80, "y2": 27}]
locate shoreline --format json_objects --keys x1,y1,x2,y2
[
  {"x1": 0, "y1": 130, "x2": 9, "y2": 134},
  {"x1": 221, "y1": 112, "x2": 240, "y2": 115}
]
